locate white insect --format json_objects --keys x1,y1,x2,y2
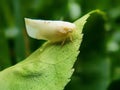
[{"x1": 25, "y1": 18, "x2": 76, "y2": 44}]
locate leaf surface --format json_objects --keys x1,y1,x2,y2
[{"x1": 0, "y1": 10, "x2": 91, "y2": 90}]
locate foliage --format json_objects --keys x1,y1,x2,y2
[
  {"x1": 0, "y1": 0, "x2": 120, "y2": 90},
  {"x1": 0, "y1": 9, "x2": 90, "y2": 90}
]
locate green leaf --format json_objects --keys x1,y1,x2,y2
[
  {"x1": 65, "y1": 10, "x2": 109, "y2": 90},
  {"x1": 0, "y1": 10, "x2": 96, "y2": 90}
]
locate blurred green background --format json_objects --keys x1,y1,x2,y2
[{"x1": 0, "y1": 0, "x2": 120, "y2": 90}]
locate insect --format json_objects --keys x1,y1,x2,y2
[{"x1": 25, "y1": 18, "x2": 76, "y2": 44}]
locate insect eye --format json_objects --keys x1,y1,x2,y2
[{"x1": 63, "y1": 27, "x2": 73, "y2": 32}]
